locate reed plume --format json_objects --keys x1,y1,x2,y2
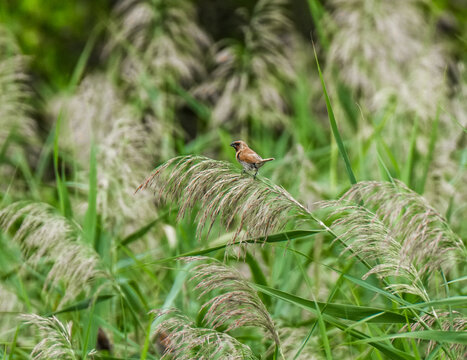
[
  {"x1": 0, "y1": 201, "x2": 105, "y2": 306},
  {"x1": 326, "y1": 180, "x2": 466, "y2": 298},
  {"x1": 328, "y1": 0, "x2": 446, "y2": 122},
  {"x1": 136, "y1": 155, "x2": 312, "y2": 244},
  {"x1": 21, "y1": 314, "x2": 96, "y2": 360},
  {"x1": 0, "y1": 26, "x2": 34, "y2": 144},
  {"x1": 50, "y1": 74, "x2": 157, "y2": 233},
  {"x1": 0, "y1": 26, "x2": 36, "y2": 194},
  {"x1": 111, "y1": 0, "x2": 210, "y2": 88},
  {"x1": 151, "y1": 257, "x2": 281, "y2": 358},
  {"x1": 402, "y1": 311, "x2": 467, "y2": 358},
  {"x1": 188, "y1": 257, "x2": 280, "y2": 347},
  {"x1": 151, "y1": 309, "x2": 257, "y2": 359},
  {"x1": 196, "y1": 0, "x2": 297, "y2": 128}
]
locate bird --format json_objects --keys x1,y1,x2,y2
[{"x1": 230, "y1": 140, "x2": 274, "y2": 178}]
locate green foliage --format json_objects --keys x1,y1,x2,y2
[
  {"x1": 0, "y1": 0, "x2": 113, "y2": 88},
  {"x1": 0, "y1": 0, "x2": 466, "y2": 359}
]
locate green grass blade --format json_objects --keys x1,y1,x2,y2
[
  {"x1": 254, "y1": 284, "x2": 409, "y2": 323},
  {"x1": 153, "y1": 230, "x2": 321, "y2": 263},
  {"x1": 306, "y1": 0, "x2": 329, "y2": 49},
  {"x1": 118, "y1": 230, "x2": 321, "y2": 270},
  {"x1": 68, "y1": 23, "x2": 102, "y2": 91},
  {"x1": 376, "y1": 149, "x2": 395, "y2": 182},
  {"x1": 324, "y1": 265, "x2": 406, "y2": 305},
  {"x1": 119, "y1": 210, "x2": 171, "y2": 246},
  {"x1": 140, "y1": 320, "x2": 152, "y2": 360},
  {"x1": 314, "y1": 298, "x2": 333, "y2": 360},
  {"x1": 312, "y1": 42, "x2": 357, "y2": 185},
  {"x1": 47, "y1": 294, "x2": 114, "y2": 316},
  {"x1": 171, "y1": 82, "x2": 211, "y2": 121},
  {"x1": 378, "y1": 140, "x2": 401, "y2": 177},
  {"x1": 84, "y1": 143, "x2": 98, "y2": 245},
  {"x1": 149, "y1": 263, "x2": 196, "y2": 335},
  {"x1": 8, "y1": 325, "x2": 20, "y2": 360},
  {"x1": 255, "y1": 285, "x2": 413, "y2": 360},
  {"x1": 53, "y1": 113, "x2": 73, "y2": 217},
  {"x1": 401, "y1": 296, "x2": 467, "y2": 309},
  {"x1": 245, "y1": 252, "x2": 271, "y2": 307},
  {"x1": 443, "y1": 275, "x2": 467, "y2": 286},
  {"x1": 35, "y1": 125, "x2": 56, "y2": 184},
  {"x1": 82, "y1": 300, "x2": 97, "y2": 358},
  {"x1": 418, "y1": 110, "x2": 439, "y2": 194},
  {"x1": 337, "y1": 83, "x2": 358, "y2": 130},
  {"x1": 402, "y1": 117, "x2": 418, "y2": 188},
  {"x1": 352, "y1": 330, "x2": 467, "y2": 345}
]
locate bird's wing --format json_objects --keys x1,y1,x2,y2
[{"x1": 239, "y1": 148, "x2": 263, "y2": 163}]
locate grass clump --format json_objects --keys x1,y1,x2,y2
[{"x1": 0, "y1": 1, "x2": 466, "y2": 359}]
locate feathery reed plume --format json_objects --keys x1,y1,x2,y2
[
  {"x1": 187, "y1": 257, "x2": 280, "y2": 347},
  {"x1": 50, "y1": 74, "x2": 157, "y2": 232},
  {"x1": 402, "y1": 311, "x2": 467, "y2": 357},
  {"x1": 0, "y1": 26, "x2": 36, "y2": 194},
  {"x1": 0, "y1": 26, "x2": 34, "y2": 144},
  {"x1": 136, "y1": 155, "x2": 311, "y2": 244},
  {"x1": 111, "y1": 0, "x2": 210, "y2": 88},
  {"x1": 21, "y1": 314, "x2": 96, "y2": 360},
  {"x1": 326, "y1": 180, "x2": 465, "y2": 298},
  {"x1": 0, "y1": 202, "x2": 105, "y2": 305},
  {"x1": 328, "y1": 203, "x2": 429, "y2": 298},
  {"x1": 151, "y1": 309, "x2": 257, "y2": 359},
  {"x1": 195, "y1": 0, "x2": 296, "y2": 127},
  {"x1": 328, "y1": 0, "x2": 446, "y2": 122}
]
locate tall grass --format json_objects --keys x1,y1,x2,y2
[{"x1": 0, "y1": 1, "x2": 466, "y2": 359}]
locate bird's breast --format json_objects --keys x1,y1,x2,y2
[{"x1": 239, "y1": 161, "x2": 257, "y2": 171}]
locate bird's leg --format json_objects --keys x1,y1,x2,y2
[
  {"x1": 254, "y1": 169, "x2": 258, "y2": 179},
  {"x1": 242, "y1": 169, "x2": 246, "y2": 175}
]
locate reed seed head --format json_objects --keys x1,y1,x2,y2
[{"x1": 137, "y1": 155, "x2": 311, "y2": 245}]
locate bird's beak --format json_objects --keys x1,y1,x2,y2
[{"x1": 230, "y1": 142, "x2": 235, "y2": 147}]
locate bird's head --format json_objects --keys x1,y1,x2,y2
[{"x1": 230, "y1": 140, "x2": 248, "y2": 151}]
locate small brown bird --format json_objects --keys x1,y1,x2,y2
[{"x1": 230, "y1": 140, "x2": 274, "y2": 178}]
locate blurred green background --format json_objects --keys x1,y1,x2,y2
[{"x1": 1, "y1": 0, "x2": 466, "y2": 359}]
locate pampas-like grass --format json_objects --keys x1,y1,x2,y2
[
  {"x1": 50, "y1": 74, "x2": 157, "y2": 233},
  {"x1": 151, "y1": 257, "x2": 281, "y2": 359},
  {"x1": 137, "y1": 155, "x2": 464, "y2": 299},
  {"x1": 195, "y1": 0, "x2": 297, "y2": 127},
  {"x1": 326, "y1": 180, "x2": 466, "y2": 298},
  {"x1": 21, "y1": 314, "x2": 96, "y2": 360},
  {"x1": 188, "y1": 258, "x2": 280, "y2": 347},
  {"x1": 403, "y1": 311, "x2": 467, "y2": 358},
  {"x1": 0, "y1": 201, "x2": 105, "y2": 306},
  {"x1": 0, "y1": 26, "x2": 36, "y2": 195},
  {"x1": 111, "y1": 0, "x2": 210, "y2": 88},
  {"x1": 136, "y1": 155, "x2": 312, "y2": 244},
  {"x1": 0, "y1": 27, "x2": 34, "y2": 145},
  {"x1": 151, "y1": 309, "x2": 257, "y2": 360},
  {"x1": 328, "y1": 0, "x2": 446, "y2": 122}
]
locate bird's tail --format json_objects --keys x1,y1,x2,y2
[{"x1": 261, "y1": 158, "x2": 275, "y2": 163}]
